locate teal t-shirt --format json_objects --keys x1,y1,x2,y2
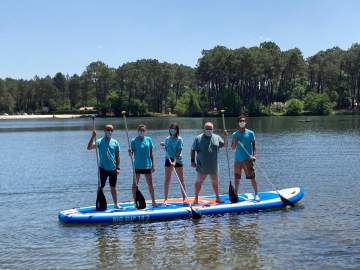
[
  {"x1": 165, "y1": 136, "x2": 183, "y2": 164},
  {"x1": 232, "y1": 129, "x2": 255, "y2": 161},
  {"x1": 131, "y1": 136, "x2": 154, "y2": 169},
  {"x1": 192, "y1": 133, "x2": 224, "y2": 175},
  {"x1": 96, "y1": 137, "x2": 120, "y2": 171}
]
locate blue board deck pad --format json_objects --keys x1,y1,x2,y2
[{"x1": 58, "y1": 187, "x2": 304, "y2": 224}]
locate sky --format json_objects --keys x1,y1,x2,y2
[{"x1": 0, "y1": 0, "x2": 359, "y2": 79}]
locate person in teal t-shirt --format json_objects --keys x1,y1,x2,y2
[
  {"x1": 160, "y1": 123, "x2": 186, "y2": 205},
  {"x1": 87, "y1": 124, "x2": 121, "y2": 208},
  {"x1": 231, "y1": 115, "x2": 260, "y2": 202},
  {"x1": 129, "y1": 124, "x2": 157, "y2": 207},
  {"x1": 191, "y1": 122, "x2": 228, "y2": 204}
]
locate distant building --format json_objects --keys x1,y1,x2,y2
[{"x1": 79, "y1": 106, "x2": 95, "y2": 111}]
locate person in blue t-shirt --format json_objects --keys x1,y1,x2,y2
[
  {"x1": 87, "y1": 124, "x2": 121, "y2": 208},
  {"x1": 231, "y1": 115, "x2": 260, "y2": 202},
  {"x1": 160, "y1": 123, "x2": 186, "y2": 205},
  {"x1": 129, "y1": 124, "x2": 157, "y2": 207}
]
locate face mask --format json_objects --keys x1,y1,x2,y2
[
  {"x1": 204, "y1": 129, "x2": 213, "y2": 137},
  {"x1": 138, "y1": 131, "x2": 145, "y2": 137},
  {"x1": 105, "y1": 130, "x2": 112, "y2": 139},
  {"x1": 239, "y1": 122, "x2": 246, "y2": 128},
  {"x1": 169, "y1": 128, "x2": 177, "y2": 136}
]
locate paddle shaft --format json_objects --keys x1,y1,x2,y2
[
  {"x1": 92, "y1": 117, "x2": 101, "y2": 188},
  {"x1": 221, "y1": 112, "x2": 233, "y2": 184},
  {"x1": 122, "y1": 114, "x2": 137, "y2": 187},
  {"x1": 235, "y1": 137, "x2": 287, "y2": 199},
  {"x1": 163, "y1": 147, "x2": 200, "y2": 218}
]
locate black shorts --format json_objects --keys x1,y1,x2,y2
[
  {"x1": 165, "y1": 158, "x2": 183, "y2": 168},
  {"x1": 99, "y1": 167, "x2": 117, "y2": 187},
  {"x1": 135, "y1": 168, "x2": 152, "y2": 174}
]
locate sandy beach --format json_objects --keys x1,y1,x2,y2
[{"x1": 0, "y1": 114, "x2": 85, "y2": 120}]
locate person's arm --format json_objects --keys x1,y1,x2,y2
[
  {"x1": 191, "y1": 149, "x2": 196, "y2": 168},
  {"x1": 150, "y1": 147, "x2": 155, "y2": 172},
  {"x1": 251, "y1": 139, "x2": 257, "y2": 161},
  {"x1": 128, "y1": 139, "x2": 134, "y2": 156},
  {"x1": 115, "y1": 143, "x2": 120, "y2": 172},
  {"x1": 174, "y1": 138, "x2": 183, "y2": 164},
  {"x1": 191, "y1": 137, "x2": 198, "y2": 168},
  {"x1": 231, "y1": 136, "x2": 237, "y2": 150},
  {"x1": 222, "y1": 130, "x2": 228, "y2": 147},
  {"x1": 115, "y1": 152, "x2": 120, "y2": 173},
  {"x1": 87, "y1": 130, "x2": 96, "y2": 150}
]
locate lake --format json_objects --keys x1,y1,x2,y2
[{"x1": 0, "y1": 115, "x2": 359, "y2": 269}]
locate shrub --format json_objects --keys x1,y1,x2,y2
[
  {"x1": 285, "y1": 98, "x2": 304, "y2": 116},
  {"x1": 304, "y1": 92, "x2": 332, "y2": 115}
]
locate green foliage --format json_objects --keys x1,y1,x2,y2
[
  {"x1": 285, "y1": 98, "x2": 304, "y2": 116},
  {"x1": 304, "y1": 92, "x2": 333, "y2": 115},
  {"x1": 1, "y1": 42, "x2": 359, "y2": 115},
  {"x1": 247, "y1": 99, "x2": 266, "y2": 116},
  {"x1": 129, "y1": 98, "x2": 148, "y2": 116},
  {"x1": 291, "y1": 84, "x2": 306, "y2": 100},
  {"x1": 166, "y1": 90, "x2": 177, "y2": 113},
  {"x1": 175, "y1": 90, "x2": 202, "y2": 116},
  {"x1": 220, "y1": 88, "x2": 242, "y2": 115}
]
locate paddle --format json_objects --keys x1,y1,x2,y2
[
  {"x1": 220, "y1": 110, "x2": 239, "y2": 203},
  {"x1": 122, "y1": 111, "x2": 146, "y2": 210},
  {"x1": 233, "y1": 123, "x2": 295, "y2": 207},
  {"x1": 162, "y1": 146, "x2": 201, "y2": 219},
  {"x1": 91, "y1": 115, "x2": 107, "y2": 211}
]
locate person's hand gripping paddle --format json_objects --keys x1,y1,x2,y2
[
  {"x1": 92, "y1": 115, "x2": 107, "y2": 211},
  {"x1": 122, "y1": 111, "x2": 146, "y2": 209}
]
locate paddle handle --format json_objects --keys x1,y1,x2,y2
[
  {"x1": 92, "y1": 117, "x2": 101, "y2": 188},
  {"x1": 122, "y1": 112, "x2": 137, "y2": 187},
  {"x1": 221, "y1": 111, "x2": 232, "y2": 184}
]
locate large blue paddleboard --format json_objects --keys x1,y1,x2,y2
[{"x1": 58, "y1": 187, "x2": 304, "y2": 224}]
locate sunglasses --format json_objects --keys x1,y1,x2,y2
[{"x1": 105, "y1": 128, "x2": 113, "y2": 131}]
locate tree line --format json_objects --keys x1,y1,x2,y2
[{"x1": 1, "y1": 41, "x2": 359, "y2": 116}]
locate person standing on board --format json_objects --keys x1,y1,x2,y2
[
  {"x1": 160, "y1": 123, "x2": 186, "y2": 205},
  {"x1": 231, "y1": 115, "x2": 260, "y2": 202},
  {"x1": 191, "y1": 121, "x2": 228, "y2": 204},
  {"x1": 128, "y1": 124, "x2": 157, "y2": 207},
  {"x1": 87, "y1": 124, "x2": 121, "y2": 208}
]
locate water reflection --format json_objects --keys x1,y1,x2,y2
[
  {"x1": 94, "y1": 215, "x2": 260, "y2": 269},
  {"x1": 95, "y1": 226, "x2": 120, "y2": 269}
]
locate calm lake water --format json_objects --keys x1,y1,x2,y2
[{"x1": 0, "y1": 115, "x2": 359, "y2": 269}]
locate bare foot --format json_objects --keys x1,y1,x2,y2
[{"x1": 152, "y1": 202, "x2": 157, "y2": 207}]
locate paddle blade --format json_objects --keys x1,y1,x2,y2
[
  {"x1": 191, "y1": 208, "x2": 202, "y2": 219},
  {"x1": 135, "y1": 187, "x2": 146, "y2": 209},
  {"x1": 96, "y1": 187, "x2": 107, "y2": 211},
  {"x1": 228, "y1": 182, "x2": 239, "y2": 203},
  {"x1": 279, "y1": 194, "x2": 295, "y2": 207}
]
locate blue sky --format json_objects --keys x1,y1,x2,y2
[{"x1": 0, "y1": 0, "x2": 359, "y2": 79}]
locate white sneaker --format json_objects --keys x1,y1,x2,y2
[{"x1": 255, "y1": 195, "x2": 260, "y2": 202}]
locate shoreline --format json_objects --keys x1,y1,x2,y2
[
  {"x1": 0, "y1": 110, "x2": 359, "y2": 120},
  {"x1": 0, "y1": 114, "x2": 86, "y2": 120}
]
